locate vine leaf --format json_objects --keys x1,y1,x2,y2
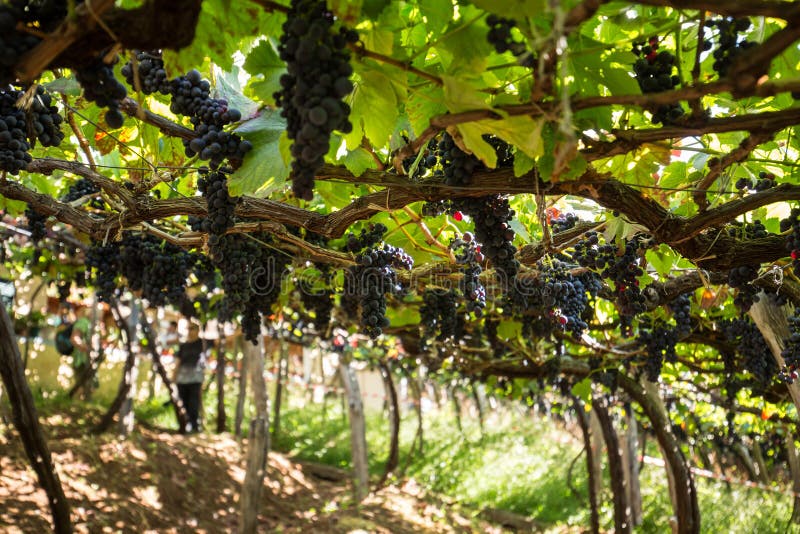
[
  {"x1": 212, "y1": 66, "x2": 260, "y2": 120},
  {"x1": 229, "y1": 110, "x2": 290, "y2": 197},
  {"x1": 435, "y1": 6, "x2": 493, "y2": 74},
  {"x1": 571, "y1": 378, "x2": 592, "y2": 405},
  {"x1": 243, "y1": 39, "x2": 286, "y2": 106},
  {"x1": 418, "y1": 0, "x2": 452, "y2": 32},
  {"x1": 341, "y1": 148, "x2": 377, "y2": 177},
  {"x1": 346, "y1": 66, "x2": 403, "y2": 150},
  {"x1": 471, "y1": 0, "x2": 545, "y2": 19}
]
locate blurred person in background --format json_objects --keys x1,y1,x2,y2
[{"x1": 174, "y1": 322, "x2": 206, "y2": 433}]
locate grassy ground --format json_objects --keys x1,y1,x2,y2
[
  {"x1": 33, "y1": 378, "x2": 797, "y2": 533},
  {"x1": 265, "y1": 393, "x2": 797, "y2": 534}
]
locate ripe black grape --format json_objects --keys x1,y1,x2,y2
[
  {"x1": 631, "y1": 36, "x2": 684, "y2": 124},
  {"x1": 451, "y1": 234, "x2": 486, "y2": 317},
  {"x1": 550, "y1": 212, "x2": 580, "y2": 233},
  {"x1": 420, "y1": 288, "x2": 462, "y2": 343},
  {"x1": 779, "y1": 308, "x2": 800, "y2": 383},
  {"x1": 24, "y1": 206, "x2": 46, "y2": 242},
  {"x1": 719, "y1": 317, "x2": 776, "y2": 386},
  {"x1": 572, "y1": 231, "x2": 647, "y2": 328},
  {"x1": 781, "y1": 207, "x2": 800, "y2": 277},
  {"x1": 75, "y1": 56, "x2": 128, "y2": 129},
  {"x1": 85, "y1": 240, "x2": 122, "y2": 302},
  {"x1": 197, "y1": 167, "x2": 237, "y2": 235},
  {"x1": 669, "y1": 292, "x2": 693, "y2": 337},
  {"x1": 728, "y1": 264, "x2": 760, "y2": 311},
  {"x1": 704, "y1": 17, "x2": 756, "y2": 77},
  {"x1": 275, "y1": 0, "x2": 358, "y2": 200},
  {"x1": 121, "y1": 51, "x2": 172, "y2": 95},
  {"x1": 485, "y1": 15, "x2": 534, "y2": 67},
  {"x1": 28, "y1": 85, "x2": 64, "y2": 147},
  {"x1": 0, "y1": 88, "x2": 33, "y2": 173}
]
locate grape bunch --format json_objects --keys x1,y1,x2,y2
[
  {"x1": 121, "y1": 52, "x2": 171, "y2": 95},
  {"x1": 572, "y1": 231, "x2": 647, "y2": 322},
  {"x1": 550, "y1": 212, "x2": 580, "y2": 233},
  {"x1": 28, "y1": 85, "x2": 64, "y2": 147},
  {"x1": 197, "y1": 167, "x2": 237, "y2": 235},
  {"x1": 24, "y1": 206, "x2": 46, "y2": 242},
  {"x1": 779, "y1": 308, "x2": 800, "y2": 383},
  {"x1": 638, "y1": 321, "x2": 678, "y2": 382},
  {"x1": 347, "y1": 242, "x2": 413, "y2": 338},
  {"x1": 297, "y1": 279, "x2": 333, "y2": 335},
  {"x1": 345, "y1": 223, "x2": 387, "y2": 252},
  {"x1": 401, "y1": 139, "x2": 439, "y2": 180},
  {"x1": 61, "y1": 178, "x2": 103, "y2": 209},
  {"x1": 0, "y1": 88, "x2": 33, "y2": 173},
  {"x1": 0, "y1": 4, "x2": 43, "y2": 84},
  {"x1": 170, "y1": 70, "x2": 252, "y2": 169},
  {"x1": 118, "y1": 233, "x2": 194, "y2": 307},
  {"x1": 782, "y1": 207, "x2": 800, "y2": 276},
  {"x1": 728, "y1": 264, "x2": 760, "y2": 311},
  {"x1": 485, "y1": 15, "x2": 534, "y2": 67},
  {"x1": 208, "y1": 233, "x2": 261, "y2": 318},
  {"x1": 727, "y1": 220, "x2": 768, "y2": 240},
  {"x1": 735, "y1": 171, "x2": 776, "y2": 192},
  {"x1": 669, "y1": 292, "x2": 693, "y2": 337},
  {"x1": 719, "y1": 317, "x2": 776, "y2": 386},
  {"x1": 452, "y1": 233, "x2": 486, "y2": 317},
  {"x1": 631, "y1": 36, "x2": 684, "y2": 124},
  {"x1": 420, "y1": 289, "x2": 461, "y2": 343},
  {"x1": 85, "y1": 240, "x2": 122, "y2": 302},
  {"x1": 75, "y1": 57, "x2": 128, "y2": 129},
  {"x1": 456, "y1": 196, "x2": 519, "y2": 284},
  {"x1": 704, "y1": 17, "x2": 756, "y2": 77},
  {"x1": 509, "y1": 258, "x2": 602, "y2": 339},
  {"x1": 275, "y1": 0, "x2": 358, "y2": 200}
]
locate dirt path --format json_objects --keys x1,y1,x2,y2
[{"x1": 0, "y1": 410, "x2": 507, "y2": 533}]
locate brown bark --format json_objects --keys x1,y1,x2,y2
[
  {"x1": 618, "y1": 376, "x2": 700, "y2": 534},
  {"x1": 234, "y1": 338, "x2": 248, "y2": 438},
  {"x1": 594, "y1": 396, "x2": 632, "y2": 534},
  {"x1": 0, "y1": 301, "x2": 72, "y2": 533}
]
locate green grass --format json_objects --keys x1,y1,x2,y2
[
  {"x1": 266, "y1": 397, "x2": 797, "y2": 534},
  {"x1": 20, "y1": 380, "x2": 798, "y2": 533}
]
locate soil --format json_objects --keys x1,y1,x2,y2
[{"x1": 0, "y1": 407, "x2": 509, "y2": 534}]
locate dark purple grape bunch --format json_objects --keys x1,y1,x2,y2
[
  {"x1": 75, "y1": 56, "x2": 128, "y2": 129},
  {"x1": 781, "y1": 207, "x2": 800, "y2": 277},
  {"x1": 452, "y1": 232, "x2": 486, "y2": 317},
  {"x1": 631, "y1": 36, "x2": 684, "y2": 124},
  {"x1": 486, "y1": 15, "x2": 534, "y2": 67},
  {"x1": 121, "y1": 51, "x2": 172, "y2": 95},
  {"x1": 703, "y1": 17, "x2": 756, "y2": 77},
  {"x1": 275, "y1": 0, "x2": 358, "y2": 201}
]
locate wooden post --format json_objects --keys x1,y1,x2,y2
[
  {"x1": 339, "y1": 357, "x2": 369, "y2": 502},
  {"x1": 93, "y1": 305, "x2": 136, "y2": 434},
  {"x1": 117, "y1": 300, "x2": 140, "y2": 437},
  {"x1": 624, "y1": 404, "x2": 643, "y2": 526},
  {"x1": 239, "y1": 336, "x2": 270, "y2": 534},
  {"x1": 377, "y1": 361, "x2": 400, "y2": 488},
  {"x1": 572, "y1": 395, "x2": 600, "y2": 534},
  {"x1": 234, "y1": 337, "x2": 248, "y2": 438},
  {"x1": 594, "y1": 396, "x2": 632, "y2": 534},
  {"x1": 0, "y1": 297, "x2": 72, "y2": 533},
  {"x1": 216, "y1": 324, "x2": 227, "y2": 433},
  {"x1": 785, "y1": 431, "x2": 800, "y2": 524},
  {"x1": 451, "y1": 387, "x2": 463, "y2": 433},
  {"x1": 748, "y1": 297, "x2": 800, "y2": 416},
  {"x1": 589, "y1": 408, "x2": 604, "y2": 507},
  {"x1": 139, "y1": 312, "x2": 188, "y2": 432},
  {"x1": 272, "y1": 341, "x2": 287, "y2": 441},
  {"x1": 752, "y1": 438, "x2": 770, "y2": 484}
]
